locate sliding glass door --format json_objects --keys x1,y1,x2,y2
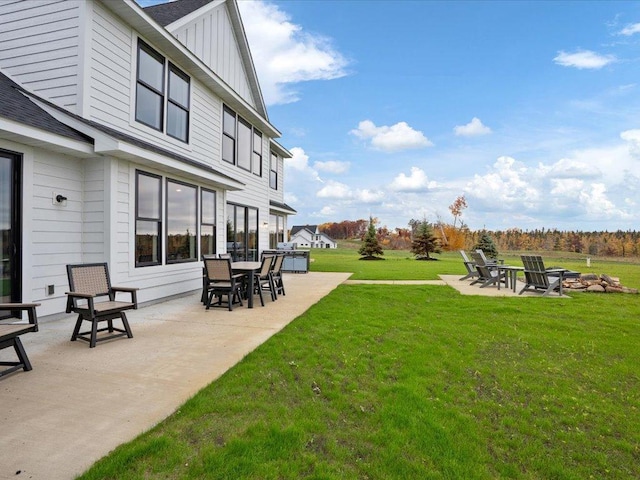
[{"x1": 1, "y1": 151, "x2": 20, "y2": 313}]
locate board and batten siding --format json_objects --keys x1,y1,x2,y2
[
  {"x1": 171, "y1": 2, "x2": 254, "y2": 108},
  {"x1": 0, "y1": 0, "x2": 81, "y2": 110}
]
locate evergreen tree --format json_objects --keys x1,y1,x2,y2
[
  {"x1": 410, "y1": 220, "x2": 441, "y2": 260},
  {"x1": 358, "y1": 216, "x2": 384, "y2": 259},
  {"x1": 473, "y1": 231, "x2": 498, "y2": 259}
]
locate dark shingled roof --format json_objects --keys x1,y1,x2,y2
[
  {"x1": 290, "y1": 225, "x2": 317, "y2": 236},
  {"x1": 269, "y1": 200, "x2": 297, "y2": 214},
  {"x1": 1, "y1": 70, "x2": 242, "y2": 186},
  {"x1": 143, "y1": 0, "x2": 215, "y2": 27},
  {"x1": 0, "y1": 71, "x2": 92, "y2": 144}
]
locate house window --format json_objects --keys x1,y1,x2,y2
[
  {"x1": 253, "y1": 131, "x2": 262, "y2": 177},
  {"x1": 136, "y1": 170, "x2": 218, "y2": 267},
  {"x1": 222, "y1": 106, "x2": 236, "y2": 164},
  {"x1": 166, "y1": 180, "x2": 196, "y2": 263},
  {"x1": 201, "y1": 189, "x2": 216, "y2": 256},
  {"x1": 222, "y1": 105, "x2": 262, "y2": 176},
  {"x1": 167, "y1": 65, "x2": 190, "y2": 141},
  {"x1": 135, "y1": 171, "x2": 162, "y2": 266},
  {"x1": 136, "y1": 40, "x2": 190, "y2": 142},
  {"x1": 269, "y1": 214, "x2": 284, "y2": 249},
  {"x1": 226, "y1": 203, "x2": 258, "y2": 261},
  {"x1": 270, "y1": 151, "x2": 278, "y2": 190},
  {"x1": 237, "y1": 117, "x2": 252, "y2": 171}
]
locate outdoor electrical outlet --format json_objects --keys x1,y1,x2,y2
[{"x1": 47, "y1": 285, "x2": 55, "y2": 295}]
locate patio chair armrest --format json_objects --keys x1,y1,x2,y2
[
  {"x1": 0, "y1": 303, "x2": 41, "y2": 330},
  {"x1": 65, "y1": 291, "x2": 96, "y2": 299},
  {"x1": 112, "y1": 287, "x2": 139, "y2": 309},
  {"x1": 65, "y1": 291, "x2": 96, "y2": 314}
]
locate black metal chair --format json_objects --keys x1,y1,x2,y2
[
  {"x1": 65, "y1": 263, "x2": 137, "y2": 348},
  {"x1": 270, "y1": 254, "x2": 286, "y2": 296},
  {"x1": 0, "y1": 303, "x2": 40, "y2": 377},
  {"x1": 203, "y1": 258, "x2": 244, "y2": 310}
]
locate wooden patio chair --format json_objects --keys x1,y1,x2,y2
[
  {"x1": 459, "y1": 250, "x2": 479, "y2": 281},
  {"x1": 470, "y1": 251, "x2": 507, "y2": 289},
  {"x1": 519, "y1": 255, "x2": 567, "y2": 296},
  {"x1": 65, "y1": 263, "x2": 137, "y2": 348},
  {"x1": 0, "y1": 303, "x2": 40, "y2": 377},
  {"x1": 270, "y1": 254, "x2": 286, "y2": 297},
  {"x1": 252, "y1": 255, "x2": 276, "y2": 304},
  {"x1": 203, "y1": 257, "x2": 244, "y2": 310}
]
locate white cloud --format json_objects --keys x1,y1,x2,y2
[
  {"x1": 350, "y1": 120, "x2": 433, "y2": 152},
  {"x1": 314, "y1": 160, "x2": 350, "y2": 174},
  {"x1": 389, "y1": 167, "x2": 437, "y2": 192},
  {"x1": 285, "y1": 147, "x2": 323, "y2": 182},
  {"x1": 237, "y1": 1, "x2": 348, "y2": 105},
  {"x1": 317, "y1": 180, "x2": 351, "y2": 199},
  {"x1": 355, "y1": 189, "x2": 385, "y2": 203},
  {"x1": 454, "y1": 117, "x2": 492, "y2": 136},
  {"x1": 619, "y1": 23, "x2": 640, "y2": 36},
  {"x1": 553, "y1": 50, "x2": 616, "y2": 69},
  {"x1": 541, "y1": 158, "x2": 601, "y2": 179}
]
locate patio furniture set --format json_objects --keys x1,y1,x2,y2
[
  {"x1": 1, "y1": 253, "x2": 287, "y2": 379},
  {"x1": 460, "y1": 250, "x2": 579, "y2": 296},
  {"x1": 201, "y1": 254, "x2": 286, "y2": 311}
]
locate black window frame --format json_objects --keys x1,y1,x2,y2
[
  {"x1": 270, "y1": 151, "x2": 278, "y2": 190},
  {"x1": 222, "y1": 105, "x2": 263, "y2": 176},
  {"x1": 165, "y1": 178, "x2": 197, "y2": 264},
  {"x1": 135, "y1": 39, "x2": 190, "y2": 143},
  {"x1": 200, "y1": 188, "x2": 217, "y2": 257},
  {"x1": 135, "y1": 170, "x2": 163, "y2": 267}
]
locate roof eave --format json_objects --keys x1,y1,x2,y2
[{"x1": 100, "y1": 0, "x2": 279, "y2": 138}]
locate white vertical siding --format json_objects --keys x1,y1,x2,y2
[
  {"x1": 0, "y1": 0, "x2": 80, "y2": 109},
  {"x1": 82, "y1": 159, "x2": 106, "y2": 263},
  {"x1": 172, "y1": 3, "x2": 254, "y2": 107}
]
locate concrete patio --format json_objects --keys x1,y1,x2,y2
[{"x1": 0, "y1": 272, "x2": 350, "y2": 480}]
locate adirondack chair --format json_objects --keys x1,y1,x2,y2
[
  {"x1": 519, "y1": 255, "x2": 567, "y2": 296},
  {"x1": 459, "y1": 250, "x2": 479, "y2": 281},
  {"x1": 470, "y1": 251, "x2": 507, "y2": 288}
]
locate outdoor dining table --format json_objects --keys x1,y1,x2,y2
[{"x1": 231, "y1": 261, "x2": 261, "y2": 308}]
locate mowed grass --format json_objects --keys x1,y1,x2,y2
[{"x1": 79, "y1": 250, "x2": 640, "y2": 479}]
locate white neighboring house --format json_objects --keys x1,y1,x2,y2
[
  {"x1": 289, "y1": 225, "x2": 337, "y2": 249},
  {"x1": 0, "y1": 0, "x2": 296, "y2": 318}
]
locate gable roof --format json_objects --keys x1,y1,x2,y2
[
  {"x1": 290, "y1": 225, "x2": 318, "y2": 237},
  {"x1": 143, "y1": 0, "x2": 215, "y2": 27},
  {"x1": 141, "y1": 0, "x2": 268, "y2": 119},
  {"x1": 0, "y1": 71, "x2": 92, "y2": 145}
]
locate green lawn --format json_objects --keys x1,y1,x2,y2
[{"x1": 79, "y1": 249, "x2": 640, "y2": 479}]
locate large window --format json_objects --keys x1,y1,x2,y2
[
  {"x1": 222, "y1": 105, "x2": 262, "y2": 176},
  {"x1": 136, "y1": 40, "x2": 190, "y2": 142},
  {"x1": 135, "y1": 171, "x2": 162, "y2": 266},
  {"x1": 135, "y1": 170, "x2": 217, "y2": 267},
  {"x1": 226, "y1": 203, "x2": 258, "y2": 261},
  {"x1": 201, "y1": 189, "x2": 216, "y2": 256},
  {"x1": 270, "y1": 151, "x2": 278, "y2": 190},
  {"x1": 166, "y1": 180, "x2": 196, "y2": 263}
]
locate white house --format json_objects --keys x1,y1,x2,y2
[
  {"x1": 289, "y1": 225, "x2": 337, "y2": 249},
  {"x1": 0, "y1": 0, "x2": 296, "y2": 318}
]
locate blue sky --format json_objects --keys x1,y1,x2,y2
[{"x1": 141, "y1": 0, "x2": 640, "y2": 232}]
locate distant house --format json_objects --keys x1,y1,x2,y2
[
  {"x1": 289, "y1": 225, "x2": 337, "y2": 249},
  {"x1": 0, "y1": 0, "x2": 296, "y2": 318}
]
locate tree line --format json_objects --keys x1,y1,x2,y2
[{"x1": 318, "y1": 219, "x2": 640, "y2": 257}]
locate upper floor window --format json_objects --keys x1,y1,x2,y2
[
  {"x1": 136, "y1": 40, "x2": 190, "y2": 142},
  {"x1": 222, "y1": 105, "x2": 262, "y2": 176},
  {"x1": 270, "y1": 151, "x2": 278, "y2": 190}
]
